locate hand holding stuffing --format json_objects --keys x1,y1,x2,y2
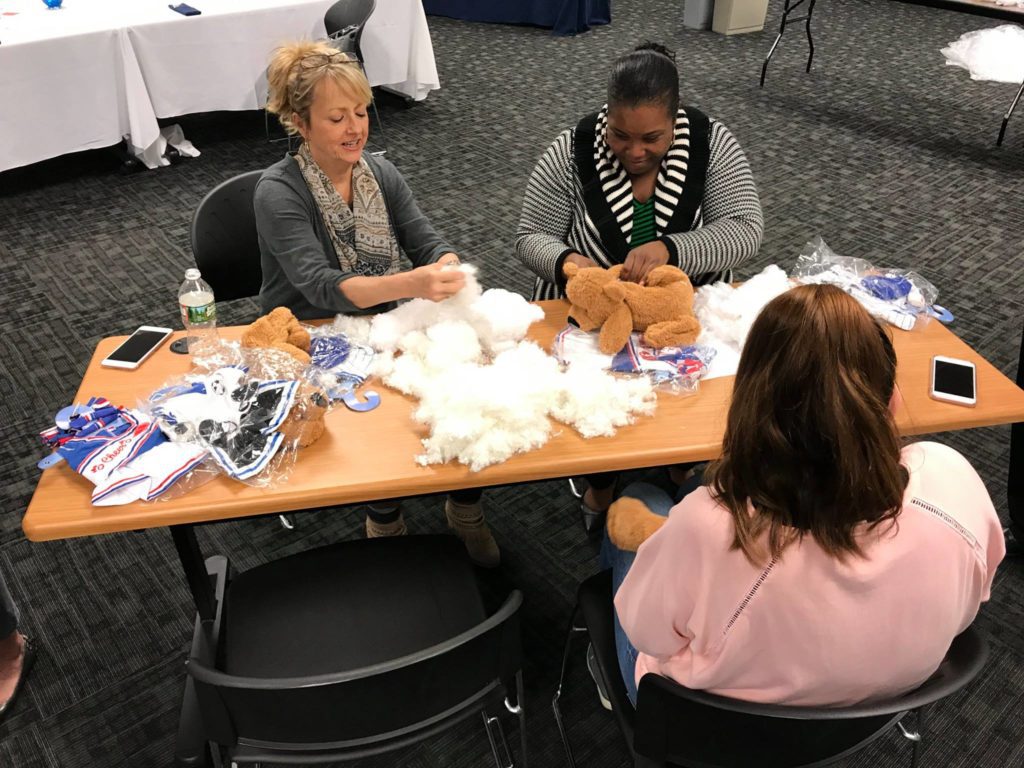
[{"x1": 409, "y1": 261, "x2": 466, "y2": 302}]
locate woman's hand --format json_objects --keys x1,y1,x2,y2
[
  {"x1": 621, "y1": 241, "x2": 670, "y2": 283},
  {"x1": 562, "y1": 252, "x2": 599, "y2": 276},
  {"x1": 437, "y1": 252, "x2": 460, "y2": 267},
  {"x1": 408, "y1": 261, "x2": 466, "y2": 302}
]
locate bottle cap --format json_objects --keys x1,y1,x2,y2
[{"x1": 184, "y1": 268, "x2": 201, "y2": 281}]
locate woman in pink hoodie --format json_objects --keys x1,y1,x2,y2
[{"x1": 609, "y1": 284, "x2": 1004, "y2": 707}]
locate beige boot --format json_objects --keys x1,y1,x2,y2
[
  {"x1": 445, "y1": 499, "x2": 500, "y2": 568},
  {"x1": 362, "y1": 512, "x2": 405, "y2": 540}
]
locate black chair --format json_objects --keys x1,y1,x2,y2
[
  {"x1": 187, "y1": 535, "x2": 527, "y2": 766},
  {"x1": 1009, "y1": 321, "x2": 1024, "y2": 541},
  {"x1": 323, "y1": 0, "x2": 390, "y2": 156},
  {"x1": 553, "y1": 570, "x2": 988, "y2": 768},
  {"x1": 190, "y1": 170, "x2": 264, "y2": 302}
]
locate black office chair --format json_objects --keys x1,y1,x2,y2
[
  {"x1": 191, "y1": 170, "x2": 300, "y2": 532},
  {"x1": 190, "y1": 170, "x2": 264, "y2": 302},
  {"x1": 553, "y1": 570, "x2": 988, "y2": 768},
  {"x1": 1009, "y1": 321, "x2": 1024, "y2": 543},
  {"x1": 324, "y1": 0, "x2": 390, "y2": 156},
  {"x1": 188, "y1": 535, "x2": 527, "y2": 766}
]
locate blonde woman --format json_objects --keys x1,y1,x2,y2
[{"x1": 258, "y1": 41, "x2": 498, "y2": 566}]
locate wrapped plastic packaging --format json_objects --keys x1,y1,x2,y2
[
  {"x1": 793, "y1": 237, "x2": 941, "y2": 331},
  {"x1": 38, "y1": 397, "x2": 208, "y2": 506},
  {"x1": 553, "y1": 325, "x2": 710, "y2": 394},
  {"x1": 142, "y1": 342, "x2": 332, "y2": 492},
  {"x1": 306, "y1": 325, "x2": 376, "y2": 401}
]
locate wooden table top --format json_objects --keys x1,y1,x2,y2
[{"x1": 23, "y1": 300, "x2": 1024, "y2": 542}]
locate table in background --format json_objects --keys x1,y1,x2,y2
[
  {"x1": 423, "y1": 0, "x2": 610, "y2": 35},
  {"x1": 759, "y1": 0, "x2": 1024, "y2": 145},
  {"x1": 0, "y1": 0, "x2": 439, "y2": 173}
]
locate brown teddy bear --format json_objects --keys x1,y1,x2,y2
[
  {"x1": 564, "y1": 263, "x2": 702, "y2": 355},
  {"x1": 606, "y1": 496, "x2": 668, "y2": 552},
  {"x1": 278, "y1": 382, "x2": 329, "y2": 448},
  {"x1": 241, "y1": 306, "x2": 312, "y2": 365}
]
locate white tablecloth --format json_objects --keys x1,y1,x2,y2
[{"x1": 0, "y1": 0, "x2": 439, "y2": 172}]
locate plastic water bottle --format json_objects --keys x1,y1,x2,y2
[{"x1": 178, "y1": 268, "x2": 217, "y2": 354}]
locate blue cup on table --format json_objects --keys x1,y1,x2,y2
[{"x1": 42, "y1": 0, "x2": 64, "y2": 8}]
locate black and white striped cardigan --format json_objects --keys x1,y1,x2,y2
[{"x1": 515, "y1": 107, "x2": 764, "y2": 300}]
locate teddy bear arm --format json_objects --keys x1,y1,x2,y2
[{"x1": 607, "y1": 497, "x2": 668, "y2": 552}]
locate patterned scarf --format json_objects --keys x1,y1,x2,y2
[
  {"x1": 593, "y1": 105, "x2": 693, "y2": 241},
  {"x1": 296, "y1": 143, "x2": 400, "y2": 277}
]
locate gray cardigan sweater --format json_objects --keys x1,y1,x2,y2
[{"x1": 255, "y1": 152, "x2": 452, "y2": 319}]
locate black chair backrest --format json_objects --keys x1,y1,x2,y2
[
  {"x1": 187, "y1": 590, "x2": 523, "y2": 754},
  {"x1": 324, "y1": 0, "x2": 376, "y2": 60},
  {"x1": 1010, "y1": 323, "x2": 1024, "y2": 534},
  {"x1": 189, "y1": 170, "x2": 263, "y2": 302},
  {"x1": 632, "y1": 626, "x2": 988, "y2": 768}
]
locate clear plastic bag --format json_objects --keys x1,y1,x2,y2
[
  {"x1": 142, "y1": 345, "x2": 331, "y2": 491},
  {"x1": 552, "y1": 325, "x2": 710, "y2": 395},
  {"x1": 792, "y1": 237, "x2": 940, "y2": 331},
  {"x1": 305, "y1": 324, "x2": 376, "y2": 401}
]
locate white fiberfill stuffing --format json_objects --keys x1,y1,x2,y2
[
  {"x1": 942, "y1": 25, "x2": 1024, "y2": 84},
  {"x1": 693, "y1": 265, "x2": 792, "y2": 378},
  {"x1": 340, "y1": 266, "x2": 657, "y2": 471}
]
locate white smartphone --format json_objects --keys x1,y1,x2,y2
[
  {"x1": 930, "y1": 355, "x2": 977, "y2": 407},
  {"x1": 101, "y1": 326, "x2": 173, "y2": 370}
]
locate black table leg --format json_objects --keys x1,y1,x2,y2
[
  {"x1": 997, "y1": 78, "x2": 1024, "y2": 147},
  {"x1": 171, "y1": 524, "x2": 216, "y2": 621},
  {"x1": 760, "y1": 0, "x2": 816, "y2": 88},
  {"x1": 170, "y1": 525, "x2": 229, "y2": 767}
]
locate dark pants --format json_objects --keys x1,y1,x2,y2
[
  {"x1": 0, "y1": 571, "x2": 18, "y2": 638},
  {"x1": 366, "y1": 488, "x2": 484, "y2": 524}
]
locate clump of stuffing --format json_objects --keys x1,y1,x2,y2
[
  {"x1": 336, "y1": 267, "x2": 658, "y2": 471},
  {"x1": 693, "y1": 265, "x2": 792, "y2": 377}
]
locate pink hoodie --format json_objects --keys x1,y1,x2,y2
[{"x1": 614, "y1": 441, "x2": 1005, "y2": 706}]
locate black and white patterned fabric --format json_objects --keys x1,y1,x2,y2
[
  {"x1": 593, "y1": 104, "x2": 695, "y2": 239},
  {"x1": 516, "y1": 109, "x2": 765, "y2": 300}
]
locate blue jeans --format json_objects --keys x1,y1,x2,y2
[
  {"x1": 599, "y1": 474, "x2": 702, "y2": 705},
  {"x1": 0, "y1": 570, "x2": 18, "y2": 638}
]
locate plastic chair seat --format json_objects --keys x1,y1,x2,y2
[{"x1": 222, "y1": 535, "x2": 487, "y2": 678}]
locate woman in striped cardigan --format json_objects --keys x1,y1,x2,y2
[{"x1": 515, "y1": 42, "x2": 765, "y2": 531}]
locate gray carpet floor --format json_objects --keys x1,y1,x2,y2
[{"x1": 1, "y1": 0, "x2": 1022, "y2": 765}]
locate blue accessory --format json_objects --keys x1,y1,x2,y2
[
  {"x1": 861, "y1": 275, "x2": 912, "y2": 301},
  {"x1": 342, "y1": 390, "x2": 381, "y2": 412},
  {"x1": 928, "y1": 304, "x2": 955, "y2": 324}
]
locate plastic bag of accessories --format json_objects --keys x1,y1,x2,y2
[
  {"x1": 792, "y1": 237, "x2": 943, "y2": 331},
  {"x1": 610, "y1": 337, "x2": 714, "y2": 394},
  {"x1": 142, "y1": 346, "x2": 330, "y2": 492},
  {"x1": 304, "y1": 324, "x2": 376, "y2": 401},
  {"x1": 553, "y1": 325, "x2": 711, "y2": 394}
]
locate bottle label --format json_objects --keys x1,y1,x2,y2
[{"x1": 180, "y1": 302, "x2": 216, "y2": 325}]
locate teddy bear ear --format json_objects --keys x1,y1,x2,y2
[{"x1": 564, "y1": 262, "x2": 579, "y2": 278}]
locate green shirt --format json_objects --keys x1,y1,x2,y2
[{"x1": 630, "y1": 197, "x2": 656, "y2": 248}]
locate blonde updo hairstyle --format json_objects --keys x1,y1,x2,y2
[{"x1": 266, "y1": 40, "x2": 373, "y2": 136}]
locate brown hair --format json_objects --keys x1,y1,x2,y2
[
  {"x1": 266, "y1": 40, "x2": 373, "y2": 136},
  {"x1": 704, "y1": 284, "x2": 908, "y2": 565}
]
